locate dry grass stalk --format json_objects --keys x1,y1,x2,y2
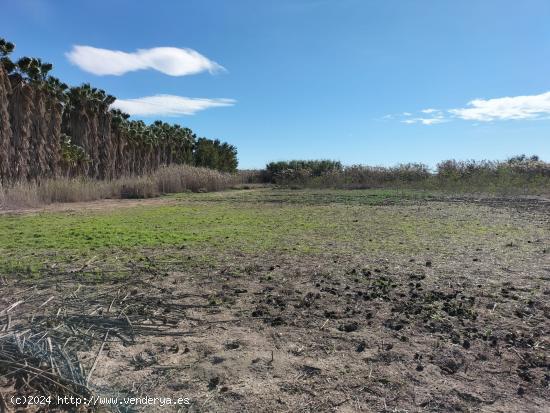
[{"x1": 0, "y1": 164, "x2": 243, "y2": 210}]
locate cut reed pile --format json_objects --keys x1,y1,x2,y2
[{"x1": 0, "y1": 259, "x2": 198, "y2": 411}]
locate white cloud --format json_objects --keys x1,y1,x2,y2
[
  {"x1": 396, "y1": 90, "x2": 550, "y2": 125},
  {"x1": 449, "y1": 91, "x2": 550, "y2": 121},
  {"x1": 111, "y1": 95, "x2": 236, "y2": 116},
  {"x1": 66, "y1": 45, "x2": 224, "y2": 76}
]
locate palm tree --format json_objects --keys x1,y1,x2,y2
[
  {"x1": 1, "y1": 37, "x2": 240, "y2": 183},
  {"x1": 0, "y1": 38, "x2": 14, "y2": 182},
  {"x1": 43, "y1": 77, "x2": 68, "y2": 177},
  {"x1": 7, "y1": 60, "x2": 36, "y2": 181},
  {"x1": 18, "y1": 58, "x2": 55, "y2": 180}
]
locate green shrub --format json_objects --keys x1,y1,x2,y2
[{"x1": 263, "y1": 155, "x2": 550, "y2": 194}]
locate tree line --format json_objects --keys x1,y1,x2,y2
[
  {"x1": 0, "y1": 38, "x2": 238, "y2": 184},
  {"x1": 262, "y1": 157, "x2": 550, "y2": 194}
]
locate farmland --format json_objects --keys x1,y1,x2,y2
[{"x1": 1, "y1": 188, "x2": 548, "y2": 412}]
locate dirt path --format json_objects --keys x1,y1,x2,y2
[{"x1": 0, "y1": 197, "x2": 180, "y2": 216}]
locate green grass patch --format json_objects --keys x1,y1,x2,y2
[{"x1": 0, "y1": 188, "x2": 536, "y2": 276}]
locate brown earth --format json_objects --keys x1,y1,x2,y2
[{"x1": 0, "y1": 196, "x2": 180, "y2": 216}]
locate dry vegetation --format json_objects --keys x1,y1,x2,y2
[
  {"x1": 0, "y1": 164, "x2": 241, "y2": 209},
  {"x1": 265, "y1": 156, "x2": 550, "y2": 195}
]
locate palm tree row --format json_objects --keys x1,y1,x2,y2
[{"x1": 0, "y1": 38, "x2": 237, "y2": 184}]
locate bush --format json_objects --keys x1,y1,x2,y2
[
  {"x1": 262, "y1": 155, "x2": 550, "y2": 194},
  {"x1": 266, "y1": 160, "x2": 343, "y2": 184},
  {"x1": 435, "y1": 155, "x2": 550, "y2": 194}
]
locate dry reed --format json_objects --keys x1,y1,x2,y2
[{"x1": 0, "y1": 164, "x2": 242, "y2": 210}]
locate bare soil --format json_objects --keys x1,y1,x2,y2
[{"x1": 0, "y1": 197, "x2": 180, "y2": 216}]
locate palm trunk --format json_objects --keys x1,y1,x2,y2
[
  {"x1": 8, "y1": 76, "x2": 33, "y2": 181},
  {"x1": 0, "y1": 66, "x2": 11, "y2": 183},
  {"x1": 87, "y1": 108, "x2": 99, "y2": 179},
  {"x1": 65, "y1": 104, "x2": 91, "y2": 177},
  {"x1": 29, "y1": 87, "x2": 50, "y2": 180},
  {"x1": 97, "y1": 110, "x2": 112, "y2": 180},
  {"x1": 46, "y1": 97, "x2": 63, "y2": 178}
]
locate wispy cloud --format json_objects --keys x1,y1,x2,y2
[
  {"x1": 392, "y1": 91, "x2": 550, "y2": 125},
  {"x1": 111, "y1": 95, "x2": 236, "y2": 116},
  {"x1": 401, "y1": 117, "x2": 447, "y2": 125},
  {"x1": 66, "y1": 45, "x2": 224, "y2": 76},
  {"x1": 421, "y1": 108, "x2": 438, "y2": 114},
  {"x1": 399, "y1": 109, "x2": 447, "y2": 125}
]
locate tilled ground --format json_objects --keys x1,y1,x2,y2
[{"x1": 0, "y1": 194, "x2": 548, "y2": 412}]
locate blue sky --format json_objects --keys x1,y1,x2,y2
[{"x1": 2, "y1": 0, "x2": 550, "y2": 169}]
